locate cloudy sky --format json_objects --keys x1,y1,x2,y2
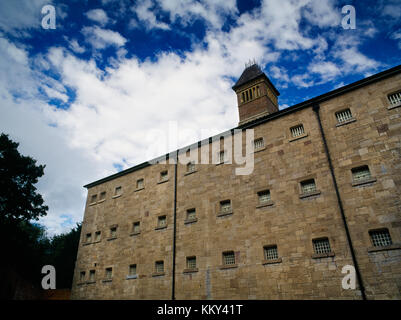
[{"x1": 0, "y1": 0, "x2": 400, "y2": 235}]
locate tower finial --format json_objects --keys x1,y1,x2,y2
[{"x1": 245, "y1": 58, "x2": 258, "y2": 69}]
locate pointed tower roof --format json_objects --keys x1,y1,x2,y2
[{"x1": 232, "y1": 64, "x2": 280, "y2": 96}]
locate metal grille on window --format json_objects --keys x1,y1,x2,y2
[
  {"x1": 158, "y1": 216, "x2": 166, "y2": 227},
  {"x1": 136, "y1": 179, "x2": 144, "y2": 189},
  {"x1": 129, "y1": 264, "x2": 137, "y2": 276},
  {"x1": 301, "y1": 179, "x2": 316, "y2": 194},
  {"x1": 219, "y1": 151, "x2": 225, "y2": 163},
  {"x1": 95, "y1": 231, "x2": 101, "y2": 241},
  {"x1": 89, "y1": 270, "x2": 95, "y2": 281},
  {"x1": 291, "y1": 124, "x2": 305, "y2": 137},
  {"x1": 388, "y1": 91, "x2": 401, "y2": 106},
  {"x1": 187, "y1": 162, "x2": 195, "y2": 173},
  {"x1": 220, "y1": 201, "x2": 231, "y2": 213},
  {"x1": 187, "y1": 209, "x2": 196, "y2": 220},
  {"x1": 86, "y1": 233, "x2": 91, "y2": 242},
  {"x1": 352, "y1": 166, "x2": 371, "y2": 181},
  {"x1": 336, "y1": 109, "x2": 353, "y2": 123},
  {"x1": 160, "y1": 171, "x2": 168, "y2": 181},
  {"x1": 133, "y1": 222, "x2": 140, "y2": 233},
  {"x1": 91, "y1": 194, "x2": 97, "y2": 203},
  {"x1": 370, "y1": 230, "x2": 392, "y2": 247},
  {"x1": 110, "y1": 227, "x2": 117, "y2": 238},
  {"x1": 80, "y1": 272, "x2": 85, "y2": 281},
  {"x1": 115, "y1": 186, "x2": 122, "y2": 195},
  {"x1": 313, "y1": 238, "x2": 331, "y2": 254},
  {"x1": 223, "y1": 252, "x2": 235, "y2": 265},
  {"x1": 258, "y1": 190, "x2": 271, "y2": 204},
  {"x1": 187, "y1": 257, "x2": 196, "y2": 269},
  {"x1": 155, "y1": 261, "x2": 164, "y2": 273},
  {"x1": 105, "y1": 268, "x2": 112, "y2": 279},
  {"x1": 254, "y1": 138, "x2": 264, "y2": 150},
  {"x1": 264, "y1": 246, "x2": 278, "y2": 260},
  {"x1": 99, "y1": 192, "x2": 106, "y2": 200}
]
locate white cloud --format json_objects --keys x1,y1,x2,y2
[
  {"x1": 85, "y1": 8, "x2": 109, "y2": 26},
  {"x1": 81, "y1": 26, "x2": 127, "y2": 49},
  {"x1": 308, "y1": 61, "x2": 341, "y2": 82},
  {"x1": 67, "y1": 38, "x2": 86, "y2": 54},
  {"x1": 132, "y1": 0, "x2": 170, "y2": 30},
  {"x1": 391, "y1": 30, "x2": 401, "y2": 49}
]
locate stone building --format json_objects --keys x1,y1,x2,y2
[{"x1": 71, "y1": 64, "x2": 401, "y2": 300}]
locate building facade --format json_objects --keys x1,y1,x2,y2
[{"x1": 71, "y1": 64, "x2": 401, "y2": 300}]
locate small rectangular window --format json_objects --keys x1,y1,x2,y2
[
  {"x1": 86, "y1": 233, "x2": 92, "y2": 243},
  {"x1": 129, "y1": 264, "x2": 137, "y2": 276},
  {"x1": 160, "y1": 171, "x2": 168, "y2": 182},
  {"x1": 114, "y1": 186, "x2": 122, "y2": 196},
  {"x1": 369, "y1": 229, "x2": 392, "y2": 247},
  {"x1": 89, "y1": 270, "x2": 95, "y2": 281},
  {"x1": 223, "y1": 251, "x2": 235, "y2": 265},
  {"x1": 80, "y1": 271, "x2": 86, "y2": 282},
  {"x1": 186, "y1": 161, "x2": 195, "y2": 173},
  {"x1": 90, "y1": 194, "x2": 97, "y2": 203},
  {"x1": 313, "y1": 238, "x2": 332, "y2": 254},
  {"x1": 158, "y1": 216, "x2": 167, "y2": 228},
  {"x1": 186, "y1": 208, "x2": 196, "y2": 220},
  {"x1": 95, "y1": 231, "x2": 101, "y2": 241},
  {"x1": 258, "y1": 190, "x2": 271, "y2": 204},
  {"x1": 132, "y1": 221, "x2": 140, "y2": 233},
  {"x1": 186, "y1": 257, "x2": 197, "y2": 269},
  {"x1": 335, "y1": 108, "x2": 353, "y2": 123},
  {"x1": 220, "y1": 200, "x2": 232, "y2": 213},
  {"x1": 155, "y1": 261, "x2": 164, "y2": 273},
  {"x1": 301, "y1": 179, "x2": 317, "y2": 194},
  {"x1": 219, "y1": 150, "x2": 225, "y2": 163},
  {"x1": 264, "y1": 245, "x2": 278, "y2": 260},
  {"x1": 352, "y1": 166, "x2": 371, "y2": 182},
  {"x1": 110, "y1": 226, "x2": 117, "y2": 238},
  {"x1": 253, "y1": 138, "x2": 264, "y2": 150},
  {"x1": 388, "y1": 91, "x2": 401, "y2": 106},
  {"x1": 136, "y1": 179, "x2": 144, "y2": 189},
  {"x1": 290, "y1": 124, "x2": 305, "y2": 138},
  {"x1": 99, "y1": 191, "x2": 106, "y2": 200},
  {"x1": 105, "y1": 268, "x2": 112, "y2": 280}
]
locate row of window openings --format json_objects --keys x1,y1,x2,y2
[
  {"x1": 388, "y1": 91, "x2": 401, "y2": 106},
  {"x1": 80, "y1": 229, "x2": 393, "y2": 282},
  {"x1": 86, "y1": 166, "x2": 375, "y2": 242},
  {"x1": 240, "y1": 85, "x2": 261, "y2": 103}
]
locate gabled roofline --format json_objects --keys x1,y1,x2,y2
[{"x1": 84, "y1": 64, "x2": 401, "y2": 189}]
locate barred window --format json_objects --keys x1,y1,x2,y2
[
  {"x1": 186, "y1": 161, "x2": 195, "y2": 173},
  {"x1": 253, "y1": 138, "x2": 264, "y2": 150},
  {"x1": 90, "y1": 194, "x2": 97, "y2": 203},
  {"x1": 99, "y1": 191, "x2": 106, "y2": 200},
  {"x1": 110, "y1": 226, "x2": 117, "y2": 238},
  {"x1": 336, "y1": 109, "x2": 353, "y2": 123},
  {"x1": 223, "y1": 251, "x2": 236, "y2": 265},
  {"x1": 136, "y1": 178, "x2": 144, "y2": 189},
  {"x1": 86, "y1": 233, "x2": 92, "y2": 243},
  {"x1": 105, "y1": 268, "x2": 112, "y2": 280},
  {"x1": 290, "y1": 124, "x2": 305, "y2": 137},
  {"x1": 220, "y1": 200, "x2": 232, "y2": 213},
  {"x1": 369, "y1": 229, "x2": 392, "y2": 247},
  {"x1": 352, "y1": 166, "x2": 371, "y2": 182},
  {"x1": 114, "y1": 186, "x2": 122, "y2": 196},
  {"x1": 80, "y1": 271, "x2": 86, "y2": 282},
  {"x1": 95, "y1": 231, "x2": 101, "y2": 241},
  {"x1": 129, "y1": 264, "x2": 137, "y2": 276},
  {"x1": 132, "y1": 221, "x2": 140, "y2": 233},
  {"x1": 155, "y1": 261, "x2": 164, "y2": 273},
  {"x1": 219, "y1": 150, "x2": 225, "y2": 163},
  {"x1": 258, "y1": 190, "x2": 271, "y2": 204},
  {"x1": 158, "y1": 216, "x2": 167, "y2": 228},
  {"x1": 160, "y1": 171, "x2": 168, "y2": 181},
  {"x1": 313, "y1": 238, "x2": 332, "y2": 254},
  {"x1": 186, "y1": 208, "x2": 196, "y2": 220},
  {"x1": 264, "y1": 245, "x2": 278, "y2": 260},
  {"x1": 89, "y1": 270, "x2": 95, "y2": 281},
  {"x1": 186, "y1": 257, "x2": 197, "y2": 269},
  {"x1": 301, "y1": 179, "x2": 317, "y2": 194},
  {"x1": 388, "y1": 91, "x2": 401, "y2": 106}
]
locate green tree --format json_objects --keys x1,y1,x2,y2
[{"x1": 0, "y1": 133, "x2": 48, "y2": 223}]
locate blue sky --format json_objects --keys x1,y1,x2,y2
[{"x1": 0, "y1": 0, "x2": 400, "y2": 235}]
